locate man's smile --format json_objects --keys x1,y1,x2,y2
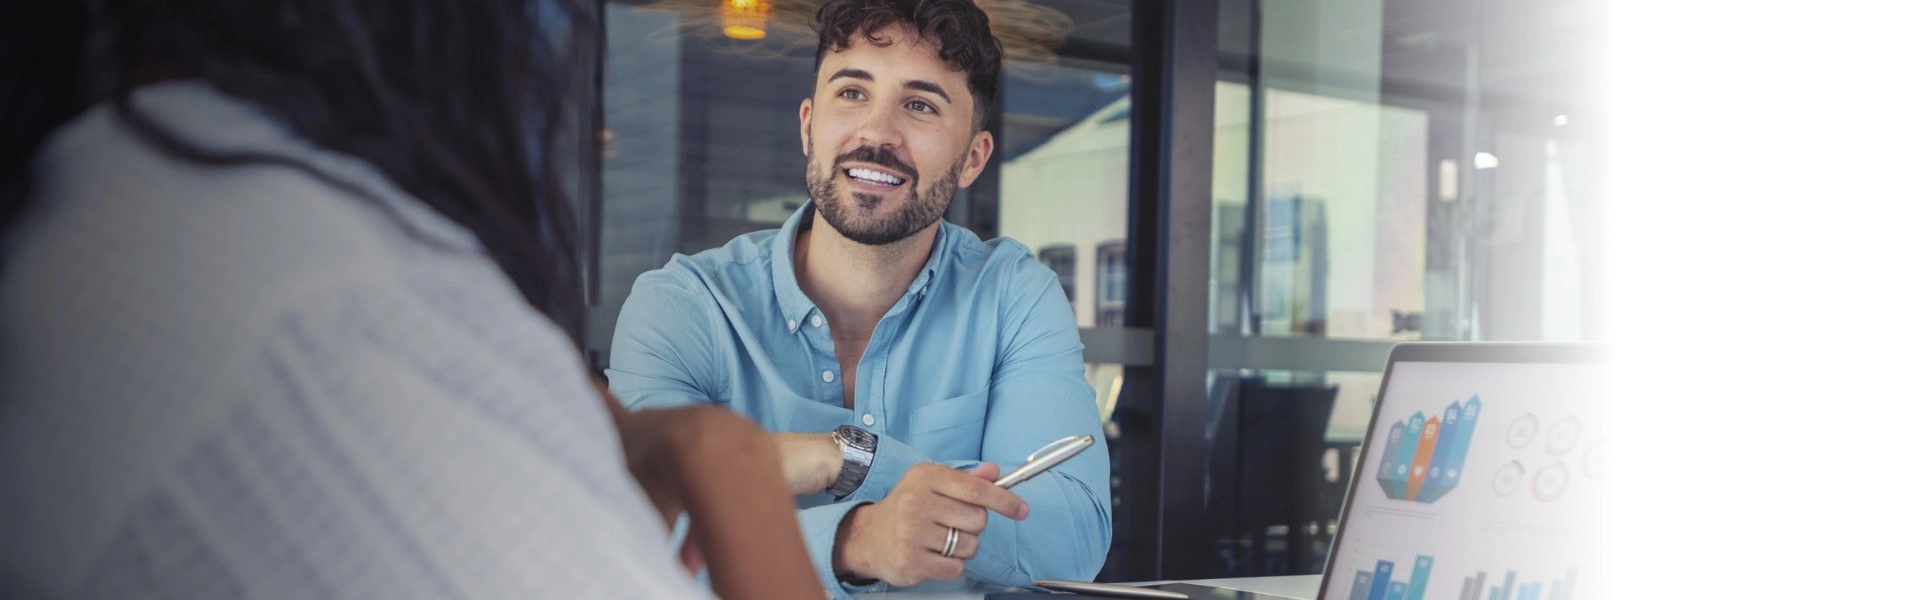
[{"x1": 842, "y1": 164, "x2": 909, "y2": 191}]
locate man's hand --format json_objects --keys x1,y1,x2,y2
[
  {"x1": 772, "y1": 432, "x2": 841, "y2": 495},
  {"x1": 831, "y1": 463, "x2": 1030, "y2": 586}
]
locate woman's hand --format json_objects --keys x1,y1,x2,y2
[{"x1": 596, "y1": 386, "x2": 820, "y2": 600}]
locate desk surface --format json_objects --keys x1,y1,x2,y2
[{"x1": 859, "y1": 575, "x2": 1325, "y2": 599}]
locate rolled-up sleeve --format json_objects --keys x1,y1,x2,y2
[
  {"x1": 794, "y1": 500, "x2": 873, "y2": 597},
  {"x1": 965, "y1": 259, "x2": 1114, "y2": 585}
]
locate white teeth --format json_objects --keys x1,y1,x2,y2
[{"x1": 846, "y1": 168, "x2": 904, "y2": 185}]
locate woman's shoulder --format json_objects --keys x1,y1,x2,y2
[
  {"x1": 15, "y1": 82, "x2": 488, "y2": 309},
  {"x1": 3, "y1": 82, "x2": 521, "y2": 390}
]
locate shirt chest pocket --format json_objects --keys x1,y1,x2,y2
[{"x1": 903, "y1": 388, "x2": 990, "y2": 460}]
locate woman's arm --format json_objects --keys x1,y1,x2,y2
[{"x1": 598, "y1": 390, "x2": 821, "y2": 600}]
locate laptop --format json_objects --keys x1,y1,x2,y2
[
  {"x1": 991, "y1": 343, "x2": 1608, "y2": 600},
  {"x1": 1296, "y1": 342, "x2": 1609, "y2": 600}
]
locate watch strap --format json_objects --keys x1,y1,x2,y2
[{"x1": 829, "y1": 425, "x2": 876, "y2": 499}]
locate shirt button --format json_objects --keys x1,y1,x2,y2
[
  {"x1": 787, "y1": 319, "x2": 797, "y2": 331},
  {"x1": 810, "y1": 314, "x2": 824, "y2": 328},
  {"x1": 862, "y1": 413, "x2": 875, "y2": 426},
  {"x1": 821, "y1": 370, "x2": 835, "y2": 383}
]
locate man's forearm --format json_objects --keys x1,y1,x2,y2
[
  {"x1": 830, "y1": 503, "x2": 875, "y2": 576},
  {"x1": 772, "y1": 432, "x2": 842, "y2": 495}
]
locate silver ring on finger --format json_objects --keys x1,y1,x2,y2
[{"x1": 941, "y1": 526, "x2": 959, "y2": 558}]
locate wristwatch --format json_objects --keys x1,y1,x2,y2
[{"x1": 828, "y1": 424, "x2": 877, "y2": 500}]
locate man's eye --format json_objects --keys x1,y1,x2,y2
[
  {"x1": 839, "y1": 89, "x2": 866, "y2": 101},
  {"x1": 906, "y1": 100, "x2": 935, "y2": 113}
]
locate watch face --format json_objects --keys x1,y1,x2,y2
[{"x1": 839, "y1": 425, "x2": 876, "y2": 449}]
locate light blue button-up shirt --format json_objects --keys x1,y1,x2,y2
[{"x1": 608, "y1": 203, "x2": 1111, "y2": 596}]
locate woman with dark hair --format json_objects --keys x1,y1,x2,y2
[{"x1": 0, "y1": 2, "x2": 815, "y2": 597}]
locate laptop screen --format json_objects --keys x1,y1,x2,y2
[{"x1": 1321, "y1": 350, "x2": 1607, "y2": 600}]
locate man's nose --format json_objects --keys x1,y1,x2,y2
[{"x1": 853, "y1": 104, "x2": 904, "y2": 150}]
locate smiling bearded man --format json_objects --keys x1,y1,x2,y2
[
  {"x1": 807, "y1": 143, "x2": 963, "y2": 246},
  {"x1": 606, "y1": 1, "x2": 1113, "y2": 598}
]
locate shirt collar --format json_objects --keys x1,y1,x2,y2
[{"x1": 771, "y1": 200, "x2": 948, "y2": 333}]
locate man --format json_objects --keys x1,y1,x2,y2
[{"x1": 607, "y1": 0, "x2": 1111, "y2": 595}]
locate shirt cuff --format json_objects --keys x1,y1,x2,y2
[
  {"x1": 842, "y1": 431, "x2": 933, "y2": 505},
  {"x1": 797, "y1": 499, "x2": 878, "y2": 599}
]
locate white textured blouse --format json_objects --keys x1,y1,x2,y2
[{"x1": 0, "y1": 82, "x2": 708, "y2": 598}]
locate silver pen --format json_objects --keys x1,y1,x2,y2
[
  {"x1": 995, "y1": 434, "x2": 1095, "y2": 488},
  {"x1": 1034, "y1": 579, "x2": 1189, "y2": 599}
]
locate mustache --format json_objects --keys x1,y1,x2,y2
[{"x1": 831, "y1": 146, "x2": 918, "y2": 181}]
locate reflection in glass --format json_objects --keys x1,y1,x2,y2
[
  {"x1": 1201, "y1": 0, "x2": 1605, "y2": 579},
  {"x1": 1095, "y1": 241, "x2": 1127, "y2": 327},
  {"x1": 1037, "y1": 244, "x2": 1078, "y2": 310},
  {"x1": 998, "y1": 60, "x2": 1131, "y2": 330},
  {"x1": 1212, "y1": 78, "x2": 1431, "y2": 341},
  {"x1": 1198, "y1": 369, "x2": 1380, "y2": 577}
]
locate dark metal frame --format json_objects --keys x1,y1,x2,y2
[
  {"x1": 582, "y1": 0, "x2": 609, "y2": 369},
  {"x1": 1116, "y1": 0, "x2": 1219, "y2": 581}
]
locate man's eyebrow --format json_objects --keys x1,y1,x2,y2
[
  {"x1": 904, "y1": 80, "x2": 953, "y2": 105},
  {"x1": 826, "y1": 68, "x2": 953, "y2": 105},
  {"x1": 827, "y1": 68, "x2": 873, "y2": 83}
]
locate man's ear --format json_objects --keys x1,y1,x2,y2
[
  {"x1": 798, "y1": 97, "x2": 813, "y2": 158},
  {"x1": 957, "y1": 130, "x2": 995, "y2": 188}
]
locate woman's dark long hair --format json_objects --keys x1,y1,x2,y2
[{"x1": 0, "y1": 0, "x2": 599, "y2": 348}]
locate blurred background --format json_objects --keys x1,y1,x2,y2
[{"x1": 585, "y1": 0, "x2": 1603, "y2": 582}]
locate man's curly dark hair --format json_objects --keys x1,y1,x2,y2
[{"x1": 812, "y1": 0, "x2": 1004, "y2": 131}]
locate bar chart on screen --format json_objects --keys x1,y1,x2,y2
[
  {"x1": 1344, "y1": 554, "x2": 1435, "y2": 600},
  {"x1": 1376, "y1": 396, "x2": 1483, "y2": 503},
  {"x1": 1454, "y1": 568, "x2": 1579, "y2": 600}
]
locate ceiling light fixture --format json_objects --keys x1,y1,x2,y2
[{"x1": 720, "y1": 0, "x2": 770, "y2": 40}]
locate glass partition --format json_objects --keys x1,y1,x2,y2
[{"x1": 1198, "y1": 0, "x2": 1605, "y2": 578}]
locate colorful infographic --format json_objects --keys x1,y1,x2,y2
[
  {"x1": 1347, "y1": 555, "x2": 1436, "y2": 600},
  {"x1": 1377, "y1": 395, "x2": 1482, "y2": 503}
]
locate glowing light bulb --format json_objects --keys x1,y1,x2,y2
[{"x1": 721, "y1": 0, "x2": 770, "y2": 40}]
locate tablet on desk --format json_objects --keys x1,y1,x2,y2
[{"x1": 985, "y1": 582, "x2": 1290, "y2": 599}]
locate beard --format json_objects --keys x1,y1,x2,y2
[{"x1": 805, "y1": 144, "x2": 962, "y2": 246}]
